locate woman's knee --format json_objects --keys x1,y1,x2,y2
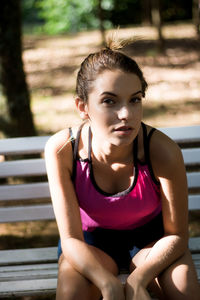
[
  {"x1": 158, "y1": 249, "x2": 200, "y2": 300},
  {"x1": 56, "y1": 256, "x2": 94, "y2": 300}
]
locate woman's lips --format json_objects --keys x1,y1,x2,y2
[{"x1": 114, "y1": 126, "x2": 133, "y2": 135}]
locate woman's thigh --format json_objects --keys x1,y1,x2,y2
[
  {"x1": 56, "y1": 246, "x2": 119, "y2": 300},
  {"x1": 158, "y1": 248, "x2": 200, "y2": 300}
]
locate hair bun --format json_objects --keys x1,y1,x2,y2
[{"x1": 105, "y1": 30, "x2": 142, "y2": 51}]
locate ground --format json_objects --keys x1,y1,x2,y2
[{"x1": 0, "y1": 22, "x2": 199, "y2": 299}]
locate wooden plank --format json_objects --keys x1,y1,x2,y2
[
  {"x1": 0, "y1": 182, "x2": 50, "y2": 201},
  {"x1": 0, "y1": 247, "x2": 57, "y2": 266},
  {"x1": 0, "y1": 148, "x2": 199, "y2": 179},
  {"x1": 189, "y1": 237, "x2": 200, "y2": 253},
  {"x1": 189, "y1": 195, "x2": 200, "y2": 211},
  {"x1": 0, "y1": 125, "x2": 199, "y2": 157},
  {"x1": 0, "y1": 263, "x2": 58, "y2": 273},
  {"x1": 0, "y1": 278, "x2": 57, "y2": 297},
  {"x1": 0, "y1": 193, "x2": 199, "y2": 223},
  {"x1": 0, "y1": 158, "x2": 46, "y2": 178},
  {"x1": 0, "y1": 204, "x2": 55, "y2": 223},
  {"x1": 0, "y1": 136, "x2": 49, "y2": 156},
  {"x1": 182, "y1": 148, "x2": 200, "y2": 166},
  {"x1": 0, "y1": 264, "x2": 58, "y2": 281},
  {"x1": 187, "y1": 172, "x2": 200, "y2": 189},
  {"x1": 160, "y1": 125, "x2": 200, "y2": 144}
]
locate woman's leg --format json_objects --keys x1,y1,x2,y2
[
  {"x1": 130, "y1": 245, "x2": 200, "y2": 300},
  {"x1": 56, "y1": 246, "x2": 119, "y2": 300},
  {"x1": 158, "y1": 248, "x2": 200, "y2": 300}
]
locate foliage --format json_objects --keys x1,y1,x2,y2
[
  {"x1": 21, "y1": 0, "x2": 193, "y2": 35},
  {"x1": 21, "y1": 0, "x2": 42, "y2": 24},
  {"x1": 36, "y1": 0, "x2": 113, "y2": 34}
]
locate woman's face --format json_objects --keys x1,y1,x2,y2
[{"x1": 83, "y1": 69, "x2": 143, "y2": 146}]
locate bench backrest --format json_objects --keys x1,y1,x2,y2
[{"x1": 0, "y1": 125, "x2": 200, "y2": 223}]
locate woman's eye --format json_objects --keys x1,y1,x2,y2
[
  {"x1": 102, "y1": 98, "x2": 115, "y2": 105},
  {"x1": 130, "y1": 97, "x2": 142, "y2": 103}
]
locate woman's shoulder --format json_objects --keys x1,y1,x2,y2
[
  {"x1": 45, "y1": 123, "x2": 89, "y2": 159},
  {"x1": 145, "y1": 124, "x2": 184, "y2": 173},
  {"x1": 44, "y1": 126, "x2": 79, "y2": 159}
]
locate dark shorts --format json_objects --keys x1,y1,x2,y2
[{"x1": 58, "y1": 212, "x2": 164, "y2": 271}]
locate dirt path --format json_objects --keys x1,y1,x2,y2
[{"x1": 21, "y1": 23, "x2": 200, "y2": 135}]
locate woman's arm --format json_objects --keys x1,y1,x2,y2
[
  {"x1": 45, "y1": 129, "x2": 124, "y2": 299},
  {"x1": 126, "y1": 130, "x2": 189, "y2": 294}
]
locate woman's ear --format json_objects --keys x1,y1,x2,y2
[{"x1": 75, "y1": 97, "x2": 89, "y2": 120}]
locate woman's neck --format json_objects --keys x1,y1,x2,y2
[{"x1": 91, "y1": 136, "x2": 134, "y2": 165}]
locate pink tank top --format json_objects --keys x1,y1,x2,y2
[{"x1": 71, "y1": 123, "x2": 162, "y2": 232}]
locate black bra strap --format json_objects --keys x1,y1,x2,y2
[
  {"x1": 88, "y1": 127, "x2": 92, "y2": 161},
  {"x1": 133, "y1": 134, "x2": 138, "y2": 163},
  {"x1": 142, "y1": 122, "x2": 159, "y2": 184}
]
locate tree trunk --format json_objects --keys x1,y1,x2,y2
[
  {"x1": 141, "y1": 0, "x2": 152, "y2": 25},
  {"x1": 97, "y1": 0, "x2": 106, "y2": 46},
  {"x1": 151, "y1": 0, "x2": 164, "y2": 52},
  {"x1": 0, "y1": 0, "x2": 37, "y2": 137},
  {"x1": 193, "y1": 0, "x2": 200, "y2": 38}
]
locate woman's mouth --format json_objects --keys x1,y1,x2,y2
[{"x1": 114, "y1": 126, "x2": 133, "y2": 135}]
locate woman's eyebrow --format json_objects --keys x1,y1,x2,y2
[{"x1": 100, "y1": 90, "x2": 142, "y2": 97}]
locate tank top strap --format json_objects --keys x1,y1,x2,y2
[
  {"x1": 141, "y1": 122, "x2": 159, "y2": 184},
  {"x1": 88, "y1": 126, "x2": 92, "y2": 161},
  {"x1": 133, "y1": 134, "x2": 138, "y2": 163},
  {"x1": 70, "y1": 125, "x2": 83, "y2": 181}
]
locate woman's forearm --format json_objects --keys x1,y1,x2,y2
[
  {"x1": 128, "y1": 234, "x2": 188, "y2": 288},
  {"x1": 61, "y1": 237, "x2": 121, "y2": 292}
]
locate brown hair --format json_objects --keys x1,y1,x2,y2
[{"x1": 76, "y1": 41, "x2": 148, "y2": 102}]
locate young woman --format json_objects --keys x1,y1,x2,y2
[{"x1": 45, "y1": 43, "x2": 200, "y2": 300}]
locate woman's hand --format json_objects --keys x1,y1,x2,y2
[
  {"x1": 125, "y1": 272, "x2": 151, "y2": 300},
  {"x1": 101, "y1": 275, "x2": 125, "y2": 300}
]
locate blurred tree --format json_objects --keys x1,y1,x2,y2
[
  {"x1": 98, "y1": 0, "x2": 106, "y2": 44},
  {"x1": 22, "y1": 0, "x2": 193, "y2": 34},
  {"x1": 193, "y1": 0, "x2": 200, "y2": 37},
  {"x1": 151, "y1": 0, "x2": 164, "y2": 51},
  {"x1": 37, "y1": 0, "x2": 111, "y2": 35},
  {"x1": 0, "y1": 0, "x2": 36, "y2": 137},
  {"x1": 141, "y1": 0, "x2": 152, "y2": 25}
]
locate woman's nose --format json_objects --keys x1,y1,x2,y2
[{"x1": 118, "y1": 106, "x2": 129, "y2": 120}]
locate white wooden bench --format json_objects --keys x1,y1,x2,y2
[{"x1": 0, "y1": 125, "x2": 200, "y2": 298}]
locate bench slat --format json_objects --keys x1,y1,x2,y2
[
  {"x1": 182, "y1": 148, "x2": 200, "y2": 166},
  {"x1": 160, "y1": 125, "x2": 200, "y2": 144},
  {"x1": 0, "y1": 136, "x2": 49, "y2": 156},
  {"x1": 0, "y1": 204, "x2": 55, "y2": 223},
  {"x1": 0, "y1": 171, "x2": 199, "y2": 202},
  {"x1": 0, "y1": 125, "x2": 199, "y2": 157},
  {"x1": 187, "y1": 172, "x2": 200, "y2": 189},
  {"x1": 0, "y1": 238, "x2": 199, "y2": 266},
  {"x1": 0, "y1": 147, "x2": 199, "y2": 179},
  {"x1": 0, "y1": 247, "x2": 57, "y2": 266},
  {"x1": 0, "y1": 182, "x2": 50, "y2": 201},
  {"x1": 0, "y1": 158, "x2": 46, "y2": 178},
  {"x1": 0, "y1": 194, "x2": 199, "y2": 223},
  {"x1": 0, "y1": 278, "x2": 57, "y2": 297},
  {"x1": 0, "y1": 263, "x2": 58, "y2": 272},
  {"x1": 189, "y1": 237, "x2": 200, "y2": 252},
  {"x1": 0, "y1": 264, "x2": 58, "y2": 281},
  {"x1": 189, "y1": 194, "x2": 200, "y2": 210}
]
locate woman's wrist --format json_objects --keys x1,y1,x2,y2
[
  {"x1": 127, "y1": 267, "x2": 149, "y2": 289},
  {"x1": 101, "y1": 275, "x2": 125, "y2": 299}
]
